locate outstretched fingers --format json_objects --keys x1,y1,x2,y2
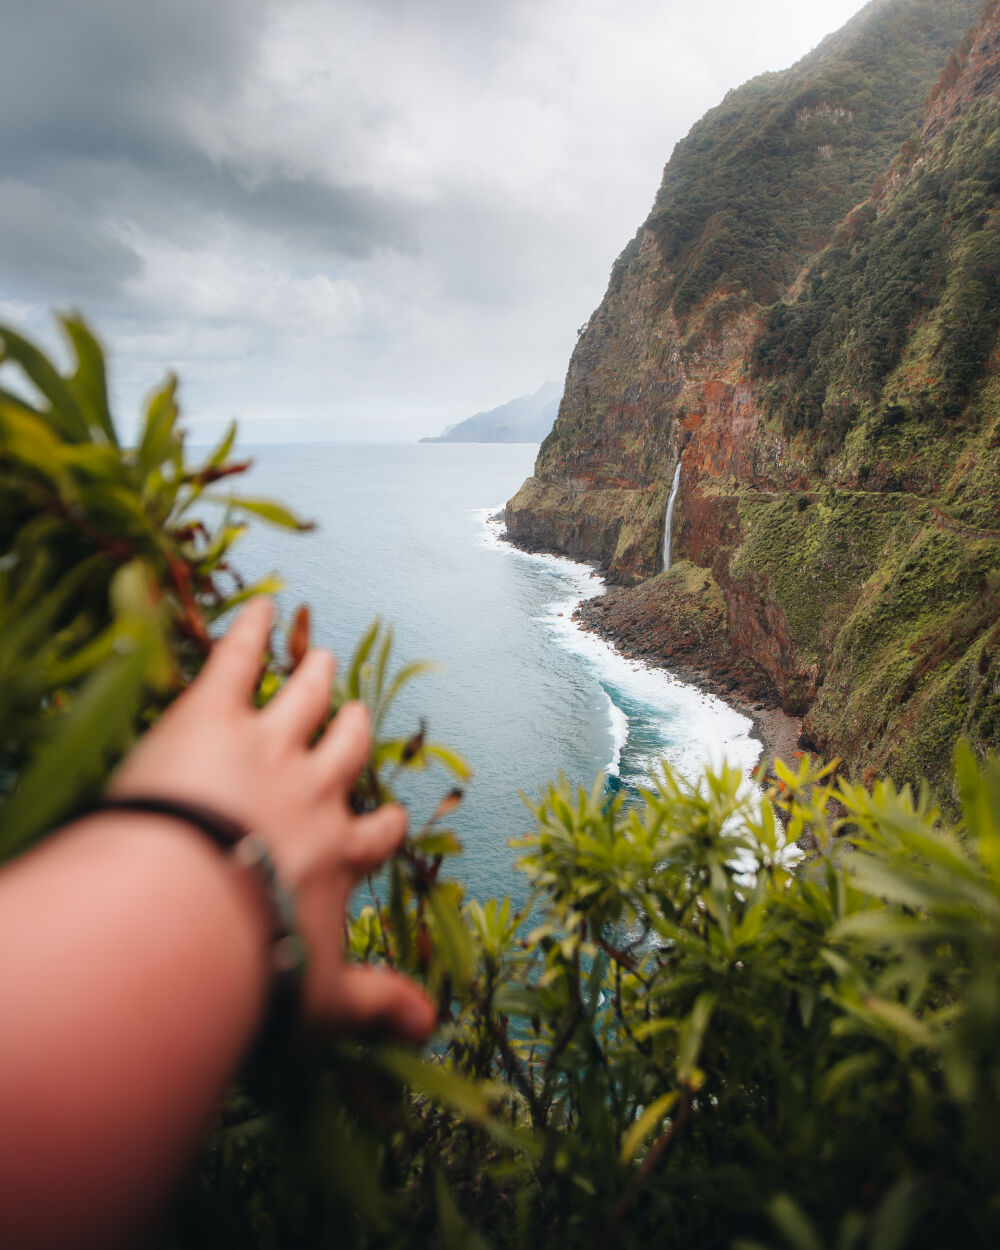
[
  {"x1": 312, "y1": 700, "x2": 372, "y2": 789},
  {"x1": 263, "y1": 648, "x2": 336, "y2": 742},
  {"x1": 342, "y1": 803, "x2": 408, "y2": 876},
  {"x1": 198, "y1": 598, "x2": 273, "y2": 707}
]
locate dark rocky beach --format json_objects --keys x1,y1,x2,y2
[{"x1": 571, "y1": 573, "x2": 804, "y2": 769}]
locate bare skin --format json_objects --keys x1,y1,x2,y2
[{"x1": 0, "y1": 598, "x2": 435, "y2": 1249}]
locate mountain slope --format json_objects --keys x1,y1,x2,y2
[
  {"x1": 421, "y1": 381, "x2": 560, "y2": 443},
  {"x1": 506, "y1": 0, "x2": 998, "y2": 801}
]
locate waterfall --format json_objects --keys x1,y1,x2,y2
[{"x1": 662, "y1": 462, "x2": 682, "y2": 572}]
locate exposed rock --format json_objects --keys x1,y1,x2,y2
[
  {"x1": 572, "y1": 563, "x2": 778, "y2": 707},
  {"x1": 505, "y1": 0, "x2": 1000, "y2": 805}
]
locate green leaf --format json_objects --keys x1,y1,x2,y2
[
  {"x1": 0, "y1": 642, "x2": 149, "y2": 858},
  {"x1": 0, "y1": 322, "x2": 87, "y2": 441},
  {"x1": 427, "y1": 885, "x2": 475, "y2": 988},
  {"x1": 870, "y1": 1176, "x2": 918, "y2": 1250},
  {"x1": 492, "y1": 985, "x2": 547, "y2": 1017},
  {"x1": 832, "y1": 911, "x2": 944, "y2": 946},
  {"x1": 820, "y1": 1051, "x2": 880, "y2": 1102},
  {"x1": 205, "y1": 418, "x2": 238, "y2": 469},
  {"x1": 137, "y1": 376, "x2": 179, "y2": 475},
  {"x1": 857, "y1": 997, "x2": 935, "y2": 1049},
  {"x1": 631, "y1": 1017, "x2": 678, "y2": 1043},
  {"x1": 412, "y1": 831, "x2": 463, "y2": 857},
  {"x1": 373, "y1": 623, "x2": 393, "y2": 704},
  {"x1": 346, "y1": 619, "x2": 380, "y2": 700},
  {"x1": 60, "y1": 442, "x2": 124, "y2": 478},
  {"x1": 620, "y1": 1090, "x2": 679, "y2": 1164},
  {"x1": 193, "y1": 521, "x2": 247, "y2": 575},
  {"x1": 375, "y1": 659, "x2": 440, "y2": 732},
  {"x1": 208, "y1": 491, "x2": 315, "y2": 531},
  {"x1": 585, "y1": 948, "x2": 607, "y2": 1023},
  {"x1": 0, "y1": 400, "x2": 78, "y2": 501},
  {"x1": 212, "y1": 575, "x2": 284, "y2": 616},
  {"x1": 768, "y1": 1194, "x2": 824, "y2": 1250},
  {"x1": 379, "y1": 1049, "x2": 500, "y2": 1121},
  {"x1": 677, "y1": 992, "x2": 716, "y2": 1086},
  {"x1": 389, "y1": 855, "x2": 412, "y2": 966},
  {"x1": 423, "y1": 743, "x2": 473, "y2": 782},
  {"x1": 955, "y1": 739, "x2": 1000, "y2": 884},
  {"x1": 0, "y1": 384, "x2": 42, "y2": 420},
  {"x1": 434, "y1": 1169, "x2": 491, "y2": 1250},
  {"x1": 61, "y1": 314, "x2": 117, "y2": 446}
]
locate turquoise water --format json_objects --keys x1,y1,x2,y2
[{"x1": 230, "y1": 442, "x2": 759, "y2": 906}]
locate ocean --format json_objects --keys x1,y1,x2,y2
[{"x1": 230, "y1": 441, "x2": 760, "y2": 907}]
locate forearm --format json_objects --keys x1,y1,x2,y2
[
  {"x1": 0, "y1": 813, "x2": 271, "y2": 1249},
  {"x1": 0, "y1": 599, "x2": 435, "y2": 1248}
]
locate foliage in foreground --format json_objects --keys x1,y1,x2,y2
[{"x1": 3, "y1": 321, "x2": 1000, "y2": 1249}]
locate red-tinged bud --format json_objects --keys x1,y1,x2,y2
[{"x1": 288, "y1": 604, "x2": 311, "y2": 670}]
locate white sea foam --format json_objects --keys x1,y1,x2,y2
[
  {"x1": 476, "y1": 508, "x2": 763, "y2": 784},
  {"x1": 605, "y1": 698, "x2": 631, "y2": 778},
  {"x1": 542, "y1": 591, "x2": 762, "y2": 783}
]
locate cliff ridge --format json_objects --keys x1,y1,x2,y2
[{"x1": 506, "y1": 0, "x2": 1000, "y2": 801}]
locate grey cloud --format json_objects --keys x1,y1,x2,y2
[
  {"x1": 0, "y1": 0, "x2": 264, "y2": 153},
  {"x1": 351, "y1": 0, "x2": 519, "y2": 39},
  {"x1": 0, "y1": 0, "x2": 413, "y2": 263},
  {"x1": 219, "y1": 168, "x2": 417, "y2": 257},
  {"x1": 0, "y1": 0, "x2": 874, "y2": 434},
  {"x1": 0, "y1": 180, "x2": 142, "y2": 300},
  {"x1": 145, "y1": 150, "x2": 418, "y2": 258}
]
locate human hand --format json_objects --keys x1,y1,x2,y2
[{"x1": 109, "y1": 597, "x2": 435, "y2": 1041}]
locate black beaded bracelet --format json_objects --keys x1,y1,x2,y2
[{"x1": 81, "y1": 795, "x2": 307, "y2": 1001}]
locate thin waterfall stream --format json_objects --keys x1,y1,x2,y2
[{"x1": 662, "y1": 463, "x2": 682, "y2": 572}]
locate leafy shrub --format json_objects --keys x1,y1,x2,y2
[
  {"x1": 753, "y1": 95, "x2": 1000, "y2": 447},
  {"x1": 4, "y1": 322, "x2": 1000, "y2": 1249}
]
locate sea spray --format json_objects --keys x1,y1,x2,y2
[
  {"x1": 480, "y1": 509, "x2": 626, "y2": 777},
  {"x1": 480, "y1": 508, "x2": 761, "y2": 788},
  {"x1": 663, "y1": 462, "x2": 682, "y2": 572}
]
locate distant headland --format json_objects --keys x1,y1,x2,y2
[{"x1": 420, "y1": 380, "x2": 560, "y2": 443}]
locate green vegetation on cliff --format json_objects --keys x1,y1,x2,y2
[
  {"x1": 6, "y1": 322, "x2": 1000, "y2": 1248},
  {"x1": 508, "y1": 0, "x2": 1000, "y2": 810},
  {"x1": 731, "y1": 490, "x2": 913, "y2": 674},
  {"x1": 727, "y1": 486, "x2": 1000, "y2": 797},
  {"x1": 738, "y1": 9, "x2": 1000, "y2": 800},
  {"x1": 638, "y1": 0, "x2": 981, "y2": 318},
  {"x1": 525, "y1": 0, "x2": 983, "y2": 511},
  {"x1": 807, "y1": 525, "x2": 1000, "y2": 788},
  {"x1": 754, "y1": 94, "x2": 1000, "y2": 475}
]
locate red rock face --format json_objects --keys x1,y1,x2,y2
[
  {"x1": 721, "y1": 572, "x2": 820, "y2": 715},
  {"x1": 504, "y1": 0, "x2": 997, "y2": 777},
  {"x1": 676, "y1": 490, "x2": 741, "y2": 573},
  {"x1": 684, "y1": 383, "x2": 771, "y2": 484},
  {"x1": 671, "y1": 483, "x2": 820, "y2": 713},
  {"x1": 507, "y1": 234, "x2": 812, "y2": 698}
]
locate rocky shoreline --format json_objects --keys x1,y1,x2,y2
[
  {"x1": 572, "y1": 589, "x2": 803, "y2": 769},
  {"x1": 498, "y1": 515, "x2": 803, "y2": 766}
]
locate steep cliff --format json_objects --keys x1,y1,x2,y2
[{"x1": 506, "y1": 0, "x2": 1000, "y2": 800}]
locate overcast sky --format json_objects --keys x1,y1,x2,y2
[{"x1": 0, "y1": 0, "x2": 871, "y2": 442}]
